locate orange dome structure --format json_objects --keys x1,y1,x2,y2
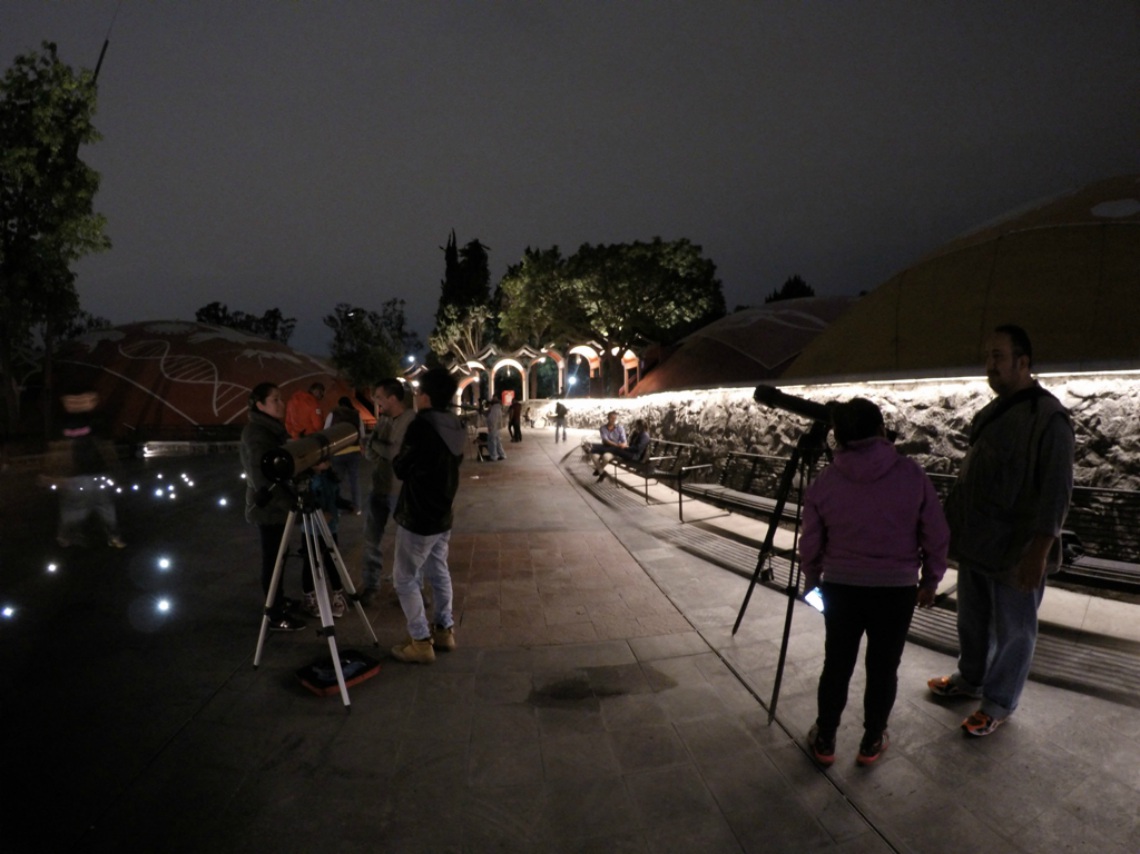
[{"x1": 56, "y1": 321, "x2": 364, "y2": 440}]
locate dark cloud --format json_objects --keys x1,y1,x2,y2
[{"x1": 3, "y1": 1, "x2": 1137, "y2": 353}]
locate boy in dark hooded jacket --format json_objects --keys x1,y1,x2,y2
[{"x1": 389, "y1": 368, "x2": 466, "y2": 663}]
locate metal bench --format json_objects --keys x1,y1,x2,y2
[
  {"x1": 597, "y1": 438, "x2": 711, "y2": 518},
  {"x1": 680, "y1": 450, "x2": 805, "y2": 524}
]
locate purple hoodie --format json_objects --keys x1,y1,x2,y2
[{"x1": 799, "y1": 437, "x2": 949, "y2": 592}]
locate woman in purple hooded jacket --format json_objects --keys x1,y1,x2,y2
[{"x1": 800, "y1": 398, "x2": 949, "y2": 768}]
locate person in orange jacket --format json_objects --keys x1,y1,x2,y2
[{"x1": 285, "y1": 382, "x2": 326, "y2": 438}]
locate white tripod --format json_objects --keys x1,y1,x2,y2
[{"x1": 253, "y1": 479, "x2": 378, "y2": 707}]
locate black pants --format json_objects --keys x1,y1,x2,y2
[
  {"x1": 816, "y1": 582, "x2": 916, "y2": 738},
  {"x1": 509, "y1": 420, "x2": 522, "y2": 442}
]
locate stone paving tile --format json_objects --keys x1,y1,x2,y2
[{"x1": 4, "y1": 434, "x2": 1138, "y2": 852}]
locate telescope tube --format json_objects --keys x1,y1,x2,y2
[
  {"x1": 261, "y1": 422, "x2": 358, "y2": 483},
  {"x1": 753, "y1": 385, "x2": 832, "y2": 423}
]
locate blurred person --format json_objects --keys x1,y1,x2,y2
[
  {"x1": 508, "y1": 396, "x2": 522, "y2": 442},
  {"x1": 51, "y1": 389, "x2": 125, "y2": 549},
  {"x1": 801, "y1": 398, "x2": 949, "y2": 767},
  {"x1": 553, "y1": 396, "x2": 568, "y2": 443},
  {"x1": 484, "y1": 396, "x2": 505, "y2": 460},
  {"x1": 285, "y1": 381, "x2": 325, "y2": 438},
  {"x1": 389, "y1": 368, "x2": 465, "y2": 664},
  {"x1": 240, "y1": 382, "x2": 306, "y2": 631},
  {"x1": 928, "y1": 325, "x2": 1074, "y2": 737},
  {"x1": 359, "y1": 378, "x2": 415, "y2": 606},
  {"x1": 324, "y1": 395, "x2": 364, "y2": 513}
]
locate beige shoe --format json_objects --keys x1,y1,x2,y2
[
  {"x1": 432, "y1": 625, "x2": 457, "y2": 652},
  {"x1": 331, "y1": 591, "x2": 347, "y2": 618},
  {"x1": 391, "y1": 636, "x2": 436, "y2": 664}
]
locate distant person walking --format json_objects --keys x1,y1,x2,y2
[
  {"x1": 508, "y1": 397, "x2": 522, "y2": 442},
  {"x1": 484, "y1": 397, "x2": 505, "y2": 460},
  {"x1": 553, "y1": 397, "x2": 568, "y2": 443},
  {"x1": 928, "y1": 324, "x2": 1074, "y2": 737}
]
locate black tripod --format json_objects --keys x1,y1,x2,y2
[
  {"x1": 732, "y1": 419, "x2": 830, "y2": 724},
  {"x1": 253, "y1": 479, "x2": 378, "y2": 708}
]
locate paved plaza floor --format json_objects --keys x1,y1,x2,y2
[{"x1": 1, "y1": 427, "x2": 1138, "y2": 852}]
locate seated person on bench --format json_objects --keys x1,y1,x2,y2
[
  {"x1": 591, "y1": 418, "x2": 650, "y2": 481},
  {"x1": 584, "y1": 410, "x2": 626, "y2": 458}
]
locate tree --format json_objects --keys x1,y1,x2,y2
[
  {"x1": 496, "y1": 246, "x2": 585, "y2": 349},
  {"x1": 765, "y1": 274, "x2": 815, "y2": 303},
  {"x1": 498, "y1": 238, "x2": 725, "y2": 394},
  {"x1": 324, "y1": 300, "x2": 421, "y2": 390},
  {"x1": 194, "y1": 301, "x2": 296, "y2": 345},
  {"x1": 430, "y1": 231, "x2": 495, "y2": 364},
  {"x1": 0, "y1": 42, "x2": 110, "y2": 435}
]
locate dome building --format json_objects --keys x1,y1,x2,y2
[
  {"x1": 784, "y1": 174, "x2": 1140, "y2": 381},
  {"x1": 55, "y1": 321, "x2": 364, "y2": 443}
]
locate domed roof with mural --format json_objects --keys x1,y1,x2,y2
[
  {"x1": 783, "y1": 174, "x2": 1140, "y2": 381},
  {"x1": 56, "y1": 321, "x2": 364, "y2": 439},
  {"x1": 631, "y1": 296, "x2": 858, "y2": 395}
]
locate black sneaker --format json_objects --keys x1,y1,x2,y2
[
  {"x1": 857, "y1": 730, "x2": 889, "y2": 766},
  {"x1": 358, "y1": 588, "x2": 378, "y2": 607},
  {"x1": 268, "y1": 614, "x2": 306, "y2": 632},
  {"x1": 808, "y1": 724, "x2": 836, "y2": 767}
]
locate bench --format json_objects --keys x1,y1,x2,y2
[
  {"x1": 680, "y1": 450, "x2": 805, "y2": 525},
  {"x1": 928, "y1": 473, "x2": 1140, "y2": 593},
  {"x1": 594, "y1": 438, "x2": 711, "y2": 517}
]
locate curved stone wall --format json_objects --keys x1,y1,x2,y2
[{"x1": 546, "y1": 373, "x2": 1139, "y2": 489}]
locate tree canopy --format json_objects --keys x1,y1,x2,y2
[
  {"x1": 430, "y1": 230, "x2": 496, "y2": 364},
  {"x1": 498, "y1": 237, "x2": 725, "y2": 392},
  {"x1": 324, "y1": 299, "x2": 421, "y2": 390},
  {"x1": 0, "y1": 42, "x2": 110, "y2": 434},
  {"x1": 194, "y1": 301, "x2": 296, "y2": 345}
]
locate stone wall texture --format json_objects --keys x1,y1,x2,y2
[{"x1": 537, "y1": 373, "x2": 1139, "y2": 490}]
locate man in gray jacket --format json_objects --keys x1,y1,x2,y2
[
  {"x1": 359, "y1": 379, "x2": 415, "y2": 606},
  {"x1": 928, "y1": 325, "x2": 1074, "y2": 736}
]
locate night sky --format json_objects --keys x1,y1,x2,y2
[{"x1": 3, "y1": 1, "x2": 1137, "y2": 355}]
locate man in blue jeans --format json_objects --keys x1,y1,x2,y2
[
  {"x1": 928, "y1": 325, "x2": 1074, "y2": 736},
  {"x1": 389, "y1": 368, "x2": 466, "y2": 664}
]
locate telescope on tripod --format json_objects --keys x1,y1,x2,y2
[
  {"x1": 252, "y1": 423, "x2": 380, "y2": 708},
  {"x1": 735, "y1": 385, "x2": 834, "y2": 724}
]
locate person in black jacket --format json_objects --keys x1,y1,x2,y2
[
  {"x1": 240, "y1": 382, "x2": 306, "y2": 632},
  {"x1": 389, "y1": 368, "x2": 466, "y2": 663}
]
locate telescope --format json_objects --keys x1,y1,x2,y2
[
  {"x1": 261, "y1": 422, "x2": 358, "y2": 483},
  {"x1": 753, "y1": 385, "x2": 832, "y2": 424}
]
